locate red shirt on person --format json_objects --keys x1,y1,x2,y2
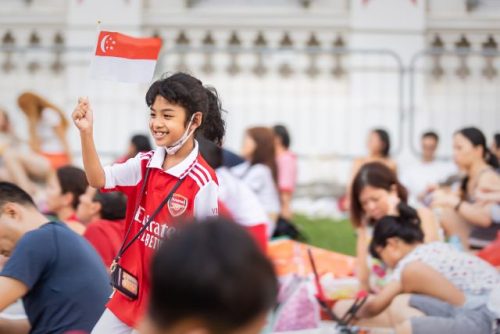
[
  {"x1": 102, "y1": 142, "x2": 219, "y2": 328},
  {"x1": 83, "y1": 219, "x2": 125, "y2": 269}
]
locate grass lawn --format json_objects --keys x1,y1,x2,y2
[{"x1": 292, "y1": 214, "x2": 356, "y2": 256}]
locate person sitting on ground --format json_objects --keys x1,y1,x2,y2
[
  {"x1": 0, "y1": 108, "x2": 51, "y2": 194},
  {"x1": 399, "y1": 131, "x2": 456, "y2": 207},
  {"x1": 273, "y1": 124, "x2": 298, "y2": 221},
  {"x1": 139, "y1": 217, "x2": 278, "y2": 334},
  {"x1": 116, "y1": 134, "x2": 153, "y2": 164},
  {"x1": 198, "y1": 136, "x2": 271, "y2": 247},
  {"x1": 345, "y1": 128, "x2": 398, "y2": 210},
  {"x1": 17, "y1": 92, "x2": 71, "y2": 169},
  {"x1": 350, "y1": 162, "x2": 440, "y2": 293},
  {"x1": 45, "y1": 166, "x2": 89, "y2": 235},
  {"x1": 77, "y1": 187, "x2": 127, "y2": 269},
  {"x1": 334, "y1": 208, "x2": 499, "y2": 331},
  {"x1": 475, "y1": 183, "x2": 500, "y2": 225},
  {"x1": 0, "y1": 182, "x2": 110, "y2": 334},
  {"x1": 232, "y1": 127, "x2": 281, "y2": 225},
  {"x1": 392, "y1": 285, "x2": 500, "y2": 334},
  {"x1": 431, "y1": 127, "x2": 500, "y2": 249}
]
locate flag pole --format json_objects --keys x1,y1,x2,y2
[{"x1": 84, "y1": 20, "x2": 102, "y2": 102}]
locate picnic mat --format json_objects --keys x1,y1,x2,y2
[{"x1": 267, "y1": 239, "x2": 356, "y2": 278}]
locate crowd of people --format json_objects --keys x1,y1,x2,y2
[{"x1": 0, "y1": 72, "x2": 498, "y2": 334}]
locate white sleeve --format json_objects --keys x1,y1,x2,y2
[
  {"x1": 194, "y1": 180, "x2": 219, "y2": 218},
  {"x1": 103, "y1": 154, "x2": 144, "y2": 190},
  {"x1": 261, "y1": 168, "x2": 281, "y2": 214}
]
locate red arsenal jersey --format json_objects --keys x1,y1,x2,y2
[{"x1": 102, "y1": 141, "x2": 218, "y2": 327}]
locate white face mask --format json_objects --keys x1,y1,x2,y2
[{"x1": 165, "y1": 114, "x2": 196, "y2": 155}]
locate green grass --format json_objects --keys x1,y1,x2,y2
[{"x1": 293, "y1": 214, "x2": 356, "y2": 256}]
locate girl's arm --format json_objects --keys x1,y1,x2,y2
[
  {"x1": 357, "y1": 260, "x2": 465, "y2": 319},
  {"x1": 72, "y1": 98, "x2": 105, "y2": 188},
  {"x1": 357, "y1": 280, "x2": 402, "y2": 318},
  {"x1": 417, "y1": 207, "x2": 440, "y2": 242},
  {"x1": 356, "y1": 227, "x2": 370, "y2": 292},
  {"x1": 401, "y1": 261, "x2": 465, "y2": 306}
]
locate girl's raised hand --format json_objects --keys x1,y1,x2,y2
[{"x1": 72, "y1": 97, "x2": 93, "y2": 133}]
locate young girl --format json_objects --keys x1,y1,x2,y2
[
  {"x1": 231, "y1": 127, "x2": 280, "y2": 226},
  {"x1": 72, "y1": 73, "x2": 225, "y2": 333},
  {"x1": 333, "y1": 209, "x2": 499, "y2": 332},
  {"x1": 17, "y1": 92, "x2": 71, "y2": 169},
  {"x1": 350, "y1": 162, "x2": 440, "y2": 292}
]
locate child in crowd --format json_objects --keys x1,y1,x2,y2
[
  {"x1": 232, "y1": 127, "x2": 280, "y2": 225},
  {"x1": 77, "y1": 187, "x2": 127, "y2": 269},
  {"x1": 334, "y1": 207, "x2": 499, "y2": 331},
  {"x1": 350, "y1": 162, "x2": 439, "y2": 292},
  {"x1": 72, "y1": 72, "x2": 225, "y2": 333},
  {"x1": 140, "y1": 217, "x2": 278, "y2": 334},
  {"x1": 45, "y1": 166, "x2": 88, "y2": 235}
]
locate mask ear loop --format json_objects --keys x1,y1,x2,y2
[{"x1": 164, "y1": 114, "x2": 198, "y2": 154}]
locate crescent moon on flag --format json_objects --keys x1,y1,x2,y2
[{"x1": 100, "y1": 34, "x2": 110, "y2": 53}]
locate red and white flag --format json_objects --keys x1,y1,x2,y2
[{"x1": 90, "y1": 31, "x2": 162, "y2": 83}]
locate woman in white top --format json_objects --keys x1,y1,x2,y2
[
  {"x1": 334, "y1": 209, "x2": 499, "y2": 331},
  {"x1": 198, "y1": 136, "x2": 273, "y2": 237},
  {"x1": 231, "y1": 127, "x2": 281, "y2": 225},
  {"x1": 432, "y1": 127, "x2": 500, "y2": 250},
  {"x1": 17, "y1": 92, "x2": 71, "y2": 169}
]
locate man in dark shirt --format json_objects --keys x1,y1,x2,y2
[{"x1": 0, "y1": 182, "x2": 110, "y2": 334}]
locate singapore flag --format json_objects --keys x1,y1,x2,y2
[{"x1": 90, "y1": 31, "x2": 162, "y2": 83}]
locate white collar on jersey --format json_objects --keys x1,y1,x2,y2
[{"x1": 147, "y1": 140, "x2": 199, "y2": 178}]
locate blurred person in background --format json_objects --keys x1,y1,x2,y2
[
  {"x1": 17, "y1": 92, "x2": 71, "y2": 169},
  {"x1": 45, "y1": 166, "x2": 88, "y2": 235},
  {"x1": 350, "y1": 162, "x2": 440, "y2": 293},
  {"x1": 232, "y1": 127, "x2": 280, "y2": 225},
  {"x1": 0, "y1": 108, "x2": 51, "y2": 194},
  {"x1": 139, "y1": 218, "x2": 278, "y2": 334},
  {"x1": 344, "y1": 128, "x2": 398, "y2": 210},
  {"x1": 334, "y1": 212, "x2": 499, "y2": 333},
  {"x1": 492, "y1": 133, "x2": 500, "y2": 168},
  {"x1": 0, "y1": 182, "x2": 110, "y2": 334},
  {"x1": 432, "y1": 127, "x2": 500, "y2": 250},
  {"x1": 400, "y1": 131, "x2": 456, "y2": 207},
  {"x1": 77, "y1": 187, "x2": 127, "y2": 270},
  {"x1": 198, "y1": 136, "x2": 271, "y2": 247},
  {"x1": 273, "y1": 124, "x2": 297, "y2": 221},
  {"x1": 116, "y1": 134, "x2": 153, "y2": 164}
]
